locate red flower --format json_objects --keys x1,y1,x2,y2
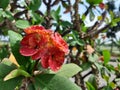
[
  {"x1": 51, "y1": 32, "x2": 69, "y2": 54},
  {"x1": 20, "y1": 25, "x2": 69, "y2": 71},
  {"x1": 41, "y1": 47, "x2": 65, "y2": 71},
  {"x1": 99, "y1": 3, "x2": 105, "y2": 10}
]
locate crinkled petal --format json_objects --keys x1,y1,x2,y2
[
  {"x1": 20, "y1": 46, "x2": 38, "y2": 56},
  {"x1": 31, "y1": 48, "x2": 47, "y2": 60},
  {"x1": 51, "y1": 32, "x2": 69, "y2": 54},
  {"x1": 24, "y1": 25, "x2": 45, "y2": 34},
  {"x1": 48, "y1": 55, "x2": 65, "y2": 72},
  {"x1": 41, "y1": 55, "x2": 49, "y2": 68},
  {"x1": 21, "y1": 33, "x2": 39, "y2": 46},
  {"x1": 48, "y1": 50, "x2": 65, "y2": 71},
  {"x1": 20, "y1": 33, "x2": 41, "y2": 56}
]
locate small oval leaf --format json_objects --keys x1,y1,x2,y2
[
  {"x1": 51, "y1": 63, "x2": 82, "y2": 78},
  {"x1": 4, "y1": 69, "x2": 31, "y2": 81},
  {"x1": 15, "y1": 20, "x2": 30, "y2": 29}
]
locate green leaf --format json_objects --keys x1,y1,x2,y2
[
  {"x1": 29, "y1": 0, "x2": 41, "y2": 11},
  {"x1": 86, "y1": 0, "x2": 102, "y2": 4},
  {"x1": 0, "y1": 9, "x2": 4, "y2": 22},
  {"x1": 111, "y1": 18, "x2": 120, "y2": 27},
  {"x1": 34, "y1": 74, "x2": 81, "y2": 90},
  {"x1": 15, "y1": 20, "x2": 30, "y2": 29},
  {"x1": 30, "y1": 11, "x2": 44, "y2": 24},
  {"x1": 0, "y1": 0, "x2": 10, "y2": 9},
  {"x1": 94, "y1": 62, "x2": 103, "y2": 72},
  {"x1": 1, "y1": 58, "x2": 16, "y2": 66},
  {"x1": 115, "y1": 78, "x2": 120, "y2": 82},
  {"x1": 80, "y1": 62, "x2": 92, "y2": 71},
  {"x1": 3, "y1": 10, "x2": 14, "y2": 21},
  {"x1": 103, "y1": 86, "x2": 113, "y2": 90},
  {"x1": 8, "y1": 30, "x2": 29, "y2": 66},
  {"x1": 88, "y1": 75, "x2": 97, "y2": 89},
  {"x1": 0, "y1": 9, "x2": 3, "y2": 16},
  {"x1": 71, "y1": 30, "x2": 84, "y2": 46},
  {"x1": 51, "y1": 6, "x2": 61, "y2": 21},
  {"x1": 60, "y1": 21, "x2": 72, "y2": 28},
  {"x1": 90, "y1": 10, "x2": 95, "y2": 21},
  {"x1": 103, "y1": 75, "x2": 109, "y2": 83},
  {"x1": 109, "y1": 82, "x2": 116, "y2": 89},
  {"x1": 81, "y1": 24, "x2": 87, "y2": 33},
  {"x1": 68, "y1": 39, "x2": 78, "y2": 46},
  {"x1": 0, "y1": 63, "x2": 16, "y2": 79},
  {"x1": 0, "y1": 45, "x2": 9, "y2": 60},
  {"x1": 4, "y1": 69, "x2": 31, "y2": 81},
  {"x1": 110, "y1": 11, "x2": 114, "y2": 20},
  {"x1": 28, "y1": 82, "x2": 35, "y2": 90},
  {"x1": 0, "y1": 61, "x2": 23, "y2": 90},
  {"x1": 0, "y1": 77, "x2": 23, "y2": 90},
  {"x1": 53, "y1": 63, "x2": 82, "y2": 78},
  {"x1": 86, "y1": 82, "x2": 96, "y2": 90},
  {"x1": 88, "y1": 54, "x2": 99, "y2": 62},
  {"x1": 102, "y1": 50, "x2": 111, "y2": 64}
]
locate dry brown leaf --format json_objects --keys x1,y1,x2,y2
[
  {"x1": 99, "y1": 56, "x2": 104, "y2": 62},
  {"x1": 72, "y1": 47, "x2": 78, "y2": 56},
  {"x1": 86, "y1": 45, "x2": 95, "y2": 54}
]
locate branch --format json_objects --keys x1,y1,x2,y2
[
  {"x1": 84, "y1": 5, "x2": 93, "y2": 16},
  {"x1": 94, "y1": 24, "x2": 110, "y2": 35},
  {"x1": 83, "y1": 24, "x2": 110, "y2": 38},
  {"x1": 67, "y1": 0, "x2": 73, "y2": 22},
  {"x1": 5, "y1": 19, "x2": 18, "y2": 32},
  {"x1": 81, "y1": 70, "x2": 92, "y2": 79},
  {"x1": 14, "y1": 10, "x2": 28, "y2": 19},
  {"x1": 35, "y1": 10, "x2": 44, "y2": 16},
  {"x1": 10, "y1": 0, "x2": 18, "y2": 12},
  {"x1": 73, "y1": 0, "x2": 81, "y2": 34},
  {"x1": 51, "y1": 0, "x2": 60, "y2": 6},
  {"x1": 83, "y1": 11, "x2": 107, "y2": 38},
  {"x1": 87, "y1": 11, "x2": 107, "y2": 33},
  {"x1": 43, "y1": 0, "x2": 52, "y2": 29},
  {"x1": 25, "y1": 0, "x2": 30, "y2": 5}
]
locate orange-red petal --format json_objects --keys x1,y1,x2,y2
[
  {"x1": 24, "y1": 25, "x2": 45, "y2": 34},
  {"x1": 51, "y1": 32, "x2": 69, "y2": 54},
  {"x1": 20, "y1": 46, "x2": 38, "y2": 56},
  {"x1": 41, "y1": 55, "x2": 49, "y2": 68},
  {"x1": 49, "y1": 53, "x2": 65, "y2": 71}
]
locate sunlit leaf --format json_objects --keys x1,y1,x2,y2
[
  {"x1": 102, "y1": 50, "x2": 111, "y2": 64},
  {"x1": 86, "y1": 82, "x2": 96, "y2": 90},
  {"x1": 4, "y1": 69, "x2": 31, "y2": 81},
  {"x1": 15, "y1": 20, "x2": 30, "y2": 29},
  {"x1": 34, "y1": 74, "x2": 81, "y2": 90},
  {"x1": 88, "y1": 75, "x2": 97, "y2": 89},
  {"x1": 55, "y1": 63, "x2": 82, "y2": 78},
  {"x1": 86, "y1": 0, "x2": 102, "y2": 4},
  {"x1": 8, "y1": 30, "x2": 30, "y2": 66},
  {"x1": 88, "y1": 54, "x2": 99, "y2": 62},
  {"x1": 51, "y1": 6, "x2": 61, "y2": 21},
  {"x1": 109, "y1": 82, "x2": 116, "y2": 89},
  {"x1": 0, "y1": 61, "x2": 23, "y2": 90}
]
